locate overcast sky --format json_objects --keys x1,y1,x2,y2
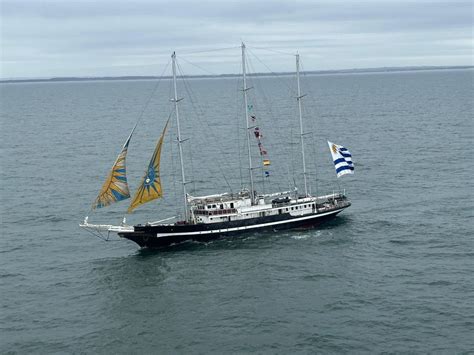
[{"x1": 1, "y1": 0, "x2": 472, "y2": 78}]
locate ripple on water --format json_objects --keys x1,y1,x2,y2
[{"x1": 1, "y1": 70, "x2": 473, "y2": 353}]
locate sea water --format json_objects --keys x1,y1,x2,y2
[{"x1": 1, "y1": 69, "x2": 473, "y2": 353}]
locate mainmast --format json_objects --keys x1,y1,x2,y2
[
  {"x1": 296, "y1": 53, "x2": 308, "y2": 197},
  {"x1": 171, "y1": 51, "x2": 188, "y2": 221},
  {"x1": 242, "y1": 42, "x2": 256, "y2": 203}
]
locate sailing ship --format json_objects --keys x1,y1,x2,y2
[{"x1": 80, "y1": 43, "x2": 353, "y2": 249}]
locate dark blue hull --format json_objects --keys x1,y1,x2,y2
[{"x1": 118, "y1": 207, "x2": 347, "y2": 249}]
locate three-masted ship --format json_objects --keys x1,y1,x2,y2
[{"x1": 80, "y1": 43, "x2": 353, "y2": 249}]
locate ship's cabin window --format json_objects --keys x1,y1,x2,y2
[
  {"x1": 207, "y1": 205, "x2": 212, "y2": 209},
  {"x1": 212, "y1": 204, "x2": 216, "y2": 208},
  {"x1": 230, "y1": 203, "x2": 234, "y2": 208},
  {"x1": 220, "y1": 204, "x2": 224, "y2": 209}
]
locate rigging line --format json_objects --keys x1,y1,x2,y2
[
  {"x1": 247, "y1": 48, "x2": 300, "y2": 189},
  {"x1": 299, "y1": 58, "x2": 318, "y2": 108},
  {"x1": 117, "y1": 62, "x2": 173, "y2": 222},
  {"x1": 135, "y1": 58, "x2": 172, "y2": 127},
  {"x1": 172, "y1": 61, "x2": 197, "y2": 203},
  {"x1": 246, "y1": 56, "x2": 271, "y2": 194},
  {"x1": 310, "y1": 131, "x2": 319, "y2": 198},
  {"x1": 299, "y1": 57, "x2": 322, "y2": 195},
  {"x1": 248, "y1": 47, "x2": 297, "y2": 102},
  {"x1": 176, "y1": 57, "x2": 234, "y2": 194},
  {"x1": 174, "y1": 61, "x2": 197, "y2": 196},
  {"x1": 82, "y1": 227, "x2": 112, "y2": 242},
  {"x1": 247, "y1": 45, "x2": 295, "y2": 56},
  {"x1": 295, "y1": 57, "x2": 314, "y2": 194},
  {"x1": 246, "y1": 47, "x2": 294, "y2": 92},
  {"x1": 85, "y1": 58, "x2": 172, "y2": 220},
  {"x1": 244, "y1": 56, "x2": 264, "y2": 193},
  {"x1": 300, "y1": 63, "x2": 342, "y2": 197},
  {"x1": 178, "y1": 56, "x2": 220, "y2": 76},
  {"x1": 246, "y1": 50, "x2": 292, "y2": 193},
  {"x1": 180, "y1": 46, "x2": 240, "y2": 55},
  {"x1": 167, "y1": 107, "x2": 180, "y2": 217},
  {"x1": 236, "y1": 60, "x2": 244, "y2": 190},
  {"x1": 245, "y1": 58, "x2": 267, "y2": 191},
  {"x1": 246, "y1": 55, "x2": 286, "y2": 195}
]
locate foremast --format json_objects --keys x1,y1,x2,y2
[
  {"x1": 171, "y1": 51, "x2": 189, "y2": 221},
  {"x1": 241, "y1": 42, "x2": 256, "y2": 204}
]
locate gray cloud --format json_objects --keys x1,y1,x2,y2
[{"x1": 1, "y1": 0, "x2": 472, "y2": 78}]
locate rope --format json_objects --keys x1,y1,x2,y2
[
  {"x1": 178, "y1": 56, "x2": 220, "y2": 76},
  {"x1": 165, "y1": 107, "x2": 180, "y2": 217},
  {"x1": 175, "y1": 61, "x2": 197, "y2": 196},
  {"x1": 235, "y1": 61, "x2": 244, "y2": 190},
  {"x1": 180, "y1": 46, "x2": 240, "y2": 55},
  {"x1": 247, "y1": 45, "x2": 295, "y2": 57},
  {"x1": 245, "y1": 48, "x2": 297, "y2": 194},
  {"x1": 246, "y1": 47, "x2": 294, "y2": 93},
  {"x1": 85, "y1": 58, "x2": 172, "y2": 222},
  {"x1": 175, "y1": 57, "x2": 235, "y2": 194},
  {"x1": 82, "y1": 227, "x2": 122, "y2": 242}
]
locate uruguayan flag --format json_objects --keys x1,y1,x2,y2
[{"x1": 328, "y1": 141, "x2": 354, "y2": 177}]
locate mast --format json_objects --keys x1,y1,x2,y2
[
  {"x1": 296, "y1": 53, "x2": 308, "y2": 197},
  {"x1": 171, "y1": 51, "x2": 188, "y2": 221},
  {"x1": 242, "y1": 42, "x2": 255, "y2": 204}
]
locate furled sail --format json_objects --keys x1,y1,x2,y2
[
  {"x1": 127, "y1": 119, "x2": 169, "y2": 213},
  {"x1": 93, "y1": 129, "x2": 135, "y2": 209}
]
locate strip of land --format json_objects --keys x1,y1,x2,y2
[{"x1": 1, "y1": 66, "x2": 472, "y2": 84}]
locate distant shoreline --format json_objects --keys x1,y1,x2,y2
[{"x1": 1, "y1": 65, "x2": 472, "y2": 84}]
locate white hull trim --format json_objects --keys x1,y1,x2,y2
[{"x1": 156, "y1": 208, "x2": 343, "y2": 238}]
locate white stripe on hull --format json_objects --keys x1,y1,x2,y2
[{"x1": 156, "y1": 208, "x2": 344, "y2": 238}]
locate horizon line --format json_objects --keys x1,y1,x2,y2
[{"x1": 1, "y1": 65, "x2": 472, "y2": 84}]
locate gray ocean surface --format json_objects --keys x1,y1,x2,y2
[{"x1": 1, "y1": 69, "x2": 473, "y2": 353}]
